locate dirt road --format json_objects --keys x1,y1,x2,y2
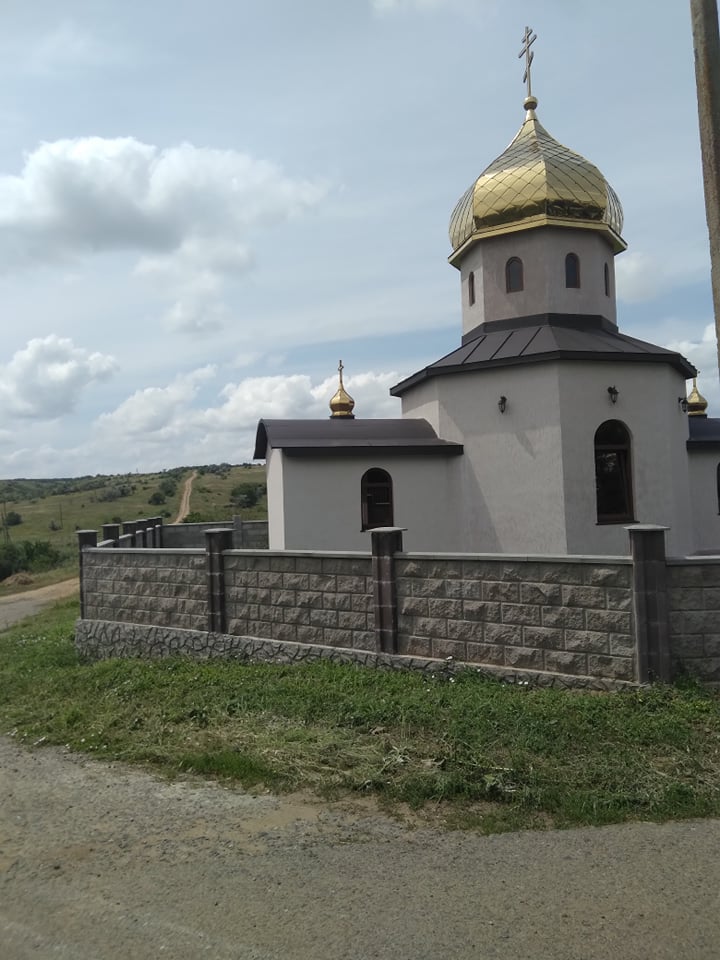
[
  {"x1": 0, "y1": 579, "x2": 78, "y2": 631},
  {"x1": 172, "y1": 470, "x2": 198, "y2": 524},
  {"x1": 1, "y1": 737, "x2": 719, "y2": 960}
]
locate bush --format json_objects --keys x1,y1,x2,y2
[
  {"x1": 5, "y1": 510, "x2": 22, "y2": 526},
  {"x1": 148, "y1": 491, "x2": 166, "y2": 506},
  {"x1": 0, "y1": 539, "x2": 62, "y2": 579}
]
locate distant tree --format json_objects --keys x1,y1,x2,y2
[
  {"x1": 148, "y1": 491, "x2": 166, "y2": 506},
  {"x1": 5, "y1": 511, "x2": 22, "y2": 526}
]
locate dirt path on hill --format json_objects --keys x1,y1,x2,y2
[
  {"x1": 0, "y1": 579, "x2": 79, "y2": 631},
  {"x1": 1, "y1": 736, "x2": 719, "y2": 960},
  {"x1": 172, "y1": 470, "x2": 198, "y2": 524}
]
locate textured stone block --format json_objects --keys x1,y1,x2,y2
[
  {"x1": 522, "y1": 625, "x2": 563, "y2": 650},
  {"x1": 484, "y1": 622, "x2": 520, "y2": 645},
  {"x1": 396, "y1": 636, "x2": 432, "y2": 658},
  {"x1": 606, "y1": 588, "x2": 632, "y2": 611},
  {"x1": 338, "y1": 610, "x2": 369, "y2": 631},
  {"x1": 609, "y1": 634, "x2": 636, "y2": 657},
  {"x1": 411, "y1": 578, "x2": 446, "y2": 598},
  {"x1": 587, "y1": 654, "x2": 633, "y2": 681},
  {"x1": 504, "y1": 646, "x2": 544, "y2": 669},
  {"x1": 520, "y1": 582, "x2": 562, "y2": 605},
  {"x1": 246, "y1": 587, "x2": 271, "y2": 604},
  {"x1": 431, "y1": 638, "x2": 467, "y2": 661},
  {"x1": 543, "y1": 650, "x2": 588, "y2": 676},
  {"x1": 683, "y1": 610, "x2": 720, "y2": 634},
  {"x1": 294, "y1": 557, "x2": 323, "y2": 574},
  {"x1": 583, "y1": 566, "x2": 630, "y2": 587},
  {"x1": 296, "y1": 590, "x2": 323, "y2": 609},
  {"x1": 295, "y1": 625, "x2": 324, "y2": 645},
  {"x1": 400, "y1": 596, "x2": 429, "y2": 617},
  {"x1": 561, "y1": 585, "x2": 607, "y2": 609},
  {"x1": 309, "y1": 574, "x2": 336, "y2": 592},
  {"x1": 501, "y1": 603, "x2": 541, "y2": 626},
  {"x1": 464, "y1": 642, "x2": 505, "y2": 666},
  {"x1": 447, "y1": 619, "x2": 483, "y2": 642},
  {"x1": 522, "y1": 562, "x2": 584, "y2": 585},
  {"x1": 351, "y1": 593, "x2": 372, "y2": 612},
  {"x1": 702, "y1": 588, "x2": 720, "y2": 610},
  {"x1": 480, "y1": 581, "x2": 519, "y2": 602},
  {"x1": 667, "y1": 565, "x2": 704, "y2": 587},
  {"x1": 257, "y1": 570, "x2": 284, "y2": 588},
  {"x1": 268, "y1": 556, "x2": 297, "y2": 573},
  {"x1": 412, "y1": 617, "x2": 448, "y2": 639},
  {"x1": 322, "y1": 592, "x2": 352, "y2": 611},
  {"x1": 541, "y1": 607, "x2": 585, "y2": 630},
  {"x1": 669, "y1": 634, "x2": 703, "y2": 658},
  {"x1": 428, "y1": 597, "x2": 463, "y2": 619},
  {"x1": 283, "y1": 607, "x2": 310, "y2": 625},
  {"x1": 336, "y1": 575, "x2": 367, "y2": 593},
  {"x1": 586, "y1": 609, "x2": 631, "y2": 633},
  {"x1": 668, "y1": 587, "x2": 705, "y2": 611},
  {"x1": 283, "y1": 572, "x2": 309, "y2": 590},
  {"x1": 702, "y1": 565, "x2": 720, "y2": 585},
  {"x1": 463, "y1": 600, "x2": 501, "y2": 622},
  {"x1": 564, "y1": 629, "x2": 609, "y2": 653},
  {"x1": 322, "y1": 628, "x2": 355, "y2": 648},
  {"x1": 309, "y1": 607, "x2": 338, "y2": 628},
  {"x1": 272, "y1": 623, "x2": 298, "y2": 643}
]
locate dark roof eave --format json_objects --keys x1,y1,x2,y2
[
  {"x1": 282, "y1": 444, "x2": 464, "y2": 458},
  {"x1": 391, "y1": 349, "x2": 696, "y2": 396}
]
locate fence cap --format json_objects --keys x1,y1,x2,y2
[{"x1": 624, "y1": 524, "x2": 670, "y2": 532}]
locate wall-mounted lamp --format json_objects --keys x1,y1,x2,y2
[
  {"x1": 607, "y1": 385, "x2": 619, "y2": 404},
  {"x1": 678, "y1": 396, "x2": 689, "y2": 413},
  {"x1": 498, "y1": 395, "x2": 507, "y2": 414}
]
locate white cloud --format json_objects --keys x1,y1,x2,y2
[
  {"x1": 90, "y1": 368, "x2": 403, "y2": 470},
  {"x1": 616, "y1": 249, "x2": 709, "y2": 304},
  {"x1": 96, "y1": 366, "x2": 216, "y2": 437},
  {"x1": 0, "y1": 335, "x2": 116, "y2": 419},
  {"x1": 372, "y1": 0, "x2": 456, "y2": 13},
  {"x1": 0, "y1": 136, "x2": 327, "y2": 332}
]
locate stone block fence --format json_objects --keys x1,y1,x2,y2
[{"x1": 74, "y1": 521, "x2": 720, "y2": 688}]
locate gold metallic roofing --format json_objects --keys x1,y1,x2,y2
[
  {"x1": 449, "y1": 97, "x2": 625, "y2": 255},
  {"x1": 329, "y1": 360, "x2": 355, "y2": 418},
  {"x1": 687, "y1": 376, "x2": 709, "y2": 417}
]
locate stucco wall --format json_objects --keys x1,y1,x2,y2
[
  {"x1": 82, "y1": 548, "x2": 208, "y2": 631},
  {"x1": 266, "y1": 449, "x2": 286, "y2": 549},
  {"x1": 275, "y1": 454, "x2": 462, "y2": 553},
  {"x1": 456, "y1": 227, "x2": 617, "y2": 335},
  {"x1": 403, "y1": 366, "x2": 568, "y2": 554},
  {"x1": 688, "y1": 449, "x2": 720, "y2": 553},
  {"x1": 559, "y1": 362, "x2": 694, "y2": 557},
  {"x1": 395, "y1": 554, "x2": 635, "y2": 681}
]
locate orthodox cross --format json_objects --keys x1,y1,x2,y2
[
  {"x1": 338, "y1": 359, "x2": 345, "y2": 385},
  {"x1": 518, "y1": 25, "x2": 537, "y2": 98}
]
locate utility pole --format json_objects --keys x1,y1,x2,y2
[{"x1": 690, "y1": 0, "x2": 720, "y2": 379}]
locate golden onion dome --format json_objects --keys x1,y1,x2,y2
[
  {"x1": 449, "y1": 95, "x2": 625, "y2": 260},
  {"x1": 687, "y1": 376, "x2": 709, "y2": 417},
  {"x1": 329, "y1": 360, "x2": 355, "y2": 419}
]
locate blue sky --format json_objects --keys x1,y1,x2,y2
[{"x1": 0, "y1": 0, "x2": 714, "y2": 476}]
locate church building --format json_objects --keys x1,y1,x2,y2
[{"x1": 254, "y1": 38, "x2": 720, "y2": 559}]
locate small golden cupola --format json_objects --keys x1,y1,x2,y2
[
  {"x1": 329, "y1": 360, "x2": 355, "y2": 419},
  {"x1": 687, "y1": 376, "x2": 709, "y2": 417},
  {"x1": 448, "y1": 27, "x2": 625, "y2": 264}
]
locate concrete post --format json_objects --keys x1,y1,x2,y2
[
  {"x1": 369, "y1": 527, "x2": 405, "y2": 654},
  {"x1": 627, "y1": 525, "x2": 670, "y2": 683},
  {"x1": 137, "y1": 522, "x2": 147, "y2": 548},
  {"x1": 101, "y1": 523, "x2": 120, "y2": 546},
  {"x1": 150, "y1": 516, "x2": 163, "y2": 547},
  {"x1": 77, "y1": 530, "x2": 98, "y2": 619},
  {"x1": 122, "y1": 521, "x2": 137, "y2": 547},
  {"x1": 205, "y1": 528, "x2": 234, "y2": 633}
]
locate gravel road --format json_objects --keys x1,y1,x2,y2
[
  {"x1": 2, "y1": 736, "x2": 719, "y2": 959},
  {"x1": 0, "y1": 579, "x2": 79, "y2": 631}
]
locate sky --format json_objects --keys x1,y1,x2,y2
[{"x1": 0, "y1": 0, "x2": 715, "y2": 477}]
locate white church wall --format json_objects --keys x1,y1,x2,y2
[
  {"x1": 404, "y1": 365, "x2": 569, "y2": 554},
  {"x1": 277, "y1": 454, "x2": 461, "y2": 553},
  {"x1": 266, "y1": 448, "x2": 286, "y2": 550},
  {"x1": 458, "y1": 228, "x2": 617, "y2": 335},
  {"x1": 688, "y1": 449, "x2": 720, "y2": 553},
  {"x1": 559, "y1": 363, "x2": 694, "y2": 557}
]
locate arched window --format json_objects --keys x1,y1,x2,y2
[
  {"x1": 595, "y1": 420, "x2": 634, "y2": 523},
  {"x1": 361, "y1": 468, "x2": 393, "y2": 530},
  {"x1": 468, "y1": 270, "x2": 475, "y2": 306},
  {"x1": 565, "y1": 253, "x2": 580, "y2": 288},
  {"x1": 604, "y1": 263, "x2": 610, "y2": 297},
  {"x1": 506, "y1": 257, "x2": 523, "y2": 293}
]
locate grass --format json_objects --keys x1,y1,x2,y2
[
  {"x1": 0, "y1": 463, "x2": 267, "y2": 582},
  {"x1": 2, "y1": 599, "x2": 720, "y2": 833}
]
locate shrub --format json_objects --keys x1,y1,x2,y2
[
  {"x1": 5, "y1": 510, "x2": 22, "y2": 526},
  {"x1": 148, "y1": 491, "x2": 166, "y2": 506}
]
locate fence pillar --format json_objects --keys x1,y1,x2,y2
[
  {"x1": 150, "y1": 516, "x2": 163, "y2": 547},
  {"x1": 205, "y1": 528, "x2": 233, "y2": 633},
  {"x1": 369, "y1": 527, "x2": 404, "y2": 654},
  {"x1": 77, "y1": 529, "x2": 98, "y2": 619},
  {"x1": 627, "y1": 525, "x2": 670, "y2": 683},
  {"x1": 101, "y1": 523, "x2": 120, "y2": 546},
  {"x1": 122, "y1": 520, "x2": 137, "y2": 547}
]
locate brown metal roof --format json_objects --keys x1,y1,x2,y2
[
  {"x1": 254, "y1": 418, "x2": 464, "y2": 460},
  {"x1": 391, "y1": 314, "x2": 696, "y2": 396}
]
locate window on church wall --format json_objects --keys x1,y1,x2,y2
[
  {"x1": 468, "y1": 271, "x2": 475, "y2": 306},
  {"x1": 565, "y1": 253, "x2": 580, "y2": 288},
  {"x1": 361, "y1": 468, "x2": 394, "y2": 530},
  {"x1": 505, "y1": 257, "x2": 523, "y2": 293},
  {"x1": 594, "y1": 420, "x2": 634, "y2": 524},
  {"x1": 604, "y1": 263, "x2": 610, "y2": 297}
]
